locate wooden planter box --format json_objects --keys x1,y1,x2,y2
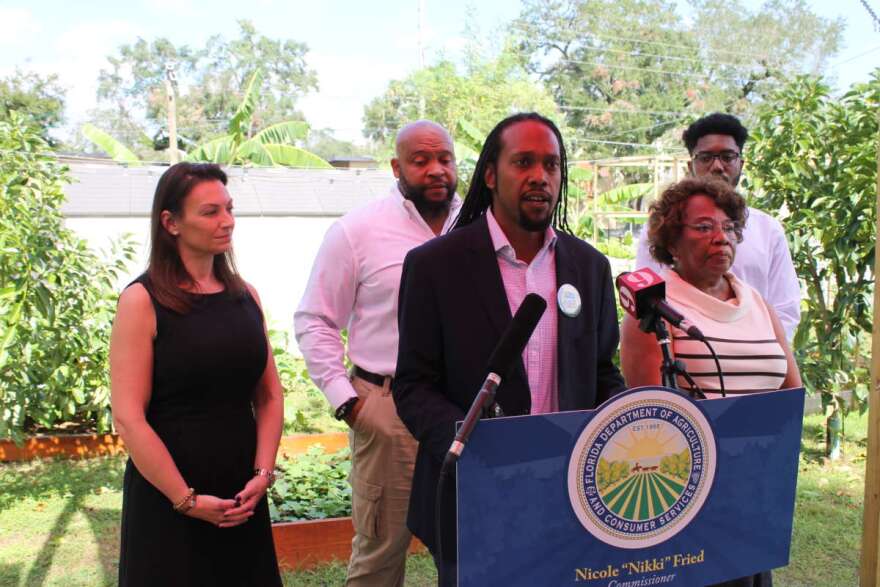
[
  {"x1": 278, "y1": 432, "x2": 349, "y2": 458},
  {"x1": 0, "y1": 433, "x2": 126, "y2": 461},
  {"x1": 1, "y1": 430, "x2": 425, "y2": 570},
  {"x1": 272, "y1": 517, "x2": 425, "y2": 571},
  {"x1": 0, "y1": 431, "x2": 349, "y2": 463}
]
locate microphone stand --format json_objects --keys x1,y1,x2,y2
[
  {"x1": 435, "y1": 373, "x2": 501, "y2": 585},
  {"x1": 638, "y1": 312, "x2": 706, "y2": 399}
]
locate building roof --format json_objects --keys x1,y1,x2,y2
[{"x1": 61, "y1": 163, "x2": 394, "y2": 217}]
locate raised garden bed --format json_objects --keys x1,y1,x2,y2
[
  {"x1": 0, "y1": 431, "x2": 349, "y2": 463},
  {"x1": 0, "y1": 430, "x2": 425, "y2": 570},
  {"x1": 0, "y1": 433, "x2": 125, "y2": 461},
  {"x1": 272, "y1": 517, "x2": 424, "y2": 571}
]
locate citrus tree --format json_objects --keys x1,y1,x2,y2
[
  {"x1": 0, "y1": 113, "x2": 135, "y2": 441},
  {"x1": 747, "y1": 72, "x2": 880, "y2": 457}
]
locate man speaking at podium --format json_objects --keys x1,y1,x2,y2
[{"x1": 392, "y1": 112, "x2": 626, "y2": 584}]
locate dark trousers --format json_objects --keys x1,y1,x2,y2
[{"x1": 431, "y1": 549, "x2": 457, "y2": 587}]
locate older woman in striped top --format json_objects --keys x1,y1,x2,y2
[
  {"x1": 621, "y1": 176, "x2": 801, "y2": 398},
  {"x1": 620, "y1": 176, "x2": 801, "y2": 587}
]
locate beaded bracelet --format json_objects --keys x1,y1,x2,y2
[
  {"x1": 173, "y1": 488, "x2": 197, "y2": 514},
  {"x1": 254, "y1": 468, "x2": 276, "y2": 487}
]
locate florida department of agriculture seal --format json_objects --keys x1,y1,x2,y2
[{"x1": 567, "y1": 388, "x2": 717, "y2": 549}]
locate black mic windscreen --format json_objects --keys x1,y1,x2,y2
[{"x1": 486, "y1": 293, "x2": 547, "y2": 375}]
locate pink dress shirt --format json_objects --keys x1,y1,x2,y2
[
  {"x1": 294, "y1": 184, "x2": 462, "y2": 409},
  {"x1": 485, "y1": 209, "x2": 559, "y2": 414}
]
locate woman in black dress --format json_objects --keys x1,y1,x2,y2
[{"x1": 110, "y1": 162, "x2": 284, "y2": 586}]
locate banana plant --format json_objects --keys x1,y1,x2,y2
[
  {"x1": 453, "y1": 118, "x2": 484, "y2": 165},
  {"x1": 81, "y1": 123, "x2": 141, "y2": 165},
  {"x1": 186, "y1": 69, "x2": 332, "y2": 169},
  {"x1": 82, "y1": 68, "x2": 331, "y2": 169}
]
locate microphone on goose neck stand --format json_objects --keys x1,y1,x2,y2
[
  {"x1": 444, "y1": 292, "x2": 548, "y2": 468},
  {"x1": 434, "y1": 293, "x2": 547, "y2": 579},
  {"x1": 616, "y1": 268, "x2": 721, "y2": 399}
]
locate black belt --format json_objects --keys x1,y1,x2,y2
[{"x1": 353, "y1": 365, "x2": 393, "y2": 388}]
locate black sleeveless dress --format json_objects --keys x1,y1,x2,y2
[{"x1": 118, "y1": 276, "x2": 281, "y2": 586}]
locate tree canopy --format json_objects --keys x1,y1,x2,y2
[
  {"x1": 362, "y1": 45, "x2": 558, "y2": 151},
  {"x1": 0, "y1": 71, "x2": 65, "y2": 144},
  {"x1": 511, "y1": 0, "x2": 844, "y2": 156},
  {"x1": 94, "y1": 20, "x2": 318, "y2": 151}
]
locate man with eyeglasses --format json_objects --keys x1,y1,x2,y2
[{"x1": 635, "y1": 112, "x2": 801, "y2": 341}]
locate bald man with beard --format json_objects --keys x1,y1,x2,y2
[{"x1": 295, "y1": 121, "x2": 461, "y2": 586}]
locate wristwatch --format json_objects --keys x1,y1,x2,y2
[
  {"x1": 335, "y1": 396, "x2": 359, "y2": 421},
  {"x1": 254, "y1": 468, "x2": 276, "y2": 486}
]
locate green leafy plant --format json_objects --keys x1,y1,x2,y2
[
  {"x1": 0, "y1": 112, "x2": 136, "y2": 441},
  {"x1": 571, "y1": 177, "x2": 648, "y2": 260},
  {"x1": 185, "y1": 69, "x2": 331, "y2": 168},
  {"x1": 81, "y1": 123, "x2": 140, "y2": 165},
  {"x1": 747, "y1": 72, "x2": 879, "y2": 457},
  {"x1": 267, "y1": 326, "x2": 343, "y2": 434},
  {"x1": 268, "y1": 446, "x2": 352, "y2": 522}
]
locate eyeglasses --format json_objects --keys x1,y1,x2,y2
[
  {"x1": 692, "y1": 151, "x2": 741, "y2": 166},
  {"x1": 684, "y1": 220, "x2": 740, "y2": 238}
]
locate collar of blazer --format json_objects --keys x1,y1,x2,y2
[{"x1": 461, "y1": 215, "x2": 579, "y2": 335}]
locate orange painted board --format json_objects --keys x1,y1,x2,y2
[
  {"x1": 278, "y1": 433, "x2": 348, "y2": 459},
  {"x1": 0, "y1": 434, "x2": 126, "y2": 462},
  {"x1": 1, "y1": 432, "x2": 349, "y2": 462},
  {"x1": 272, "y1": 518, "x2": 424, "y2": 571}
]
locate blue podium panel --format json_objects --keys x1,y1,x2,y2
[{"x1": 457, "y1": 387, "x2": 805, "y2": 586}]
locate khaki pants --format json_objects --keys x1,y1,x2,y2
[{"x1": 346, "y1": 375, "x2": 418, "y2": 587}]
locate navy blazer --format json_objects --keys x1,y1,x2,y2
[{"x1": 392, "y1": 214, "x2": 626, "y2": 559}]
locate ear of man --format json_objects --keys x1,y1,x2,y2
[{"x1": 484, "y1": 163, "x2": 496, "y2": 191}]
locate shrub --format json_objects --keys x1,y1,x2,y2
[{"x1": 0, "y1": 112, "x2": 135, "y2": 441}]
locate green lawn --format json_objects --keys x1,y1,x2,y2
[
  {"x1": 774, "y1": 412, "x2": 867, "y2": 587},
  {"x1": 0, "y1": 411, "x2": 866, "y2": 586}
]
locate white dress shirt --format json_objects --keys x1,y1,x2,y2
[
  {"x1": 635, "y1": 206, "x2": 801, "y2": 341},
  {"x1": 486, "y1": 209, "x2": 559, "y2": 414},
  {"x1": 294, "y1": 184, "x2": 462, "y2": 409}
]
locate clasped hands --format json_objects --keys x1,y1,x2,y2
[{"x1": 185, "y1": 474, "x2": 271, "y2": 528}]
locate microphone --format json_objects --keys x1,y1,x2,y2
[
  {"x1": 616, "y1": 268, "x2": 705, "y2": 341},
  {"x1": 444, "y1": 293, "x2": 547, "y2": 465}
]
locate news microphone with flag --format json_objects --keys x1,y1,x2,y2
[
  {"x1": 616, "y1": 268, "x2": 706, "y2": 341},
  {"x1": 444, "y1": 293, "x2": 547, "y2": 466}
]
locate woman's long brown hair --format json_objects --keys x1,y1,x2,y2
[{"x1": 146, "y1": 162, "x2": 246, "y2": 313}]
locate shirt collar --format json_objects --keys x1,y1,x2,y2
[
  {"x1": 392, "y1": 182, "x2": 463, "y2": 230},
  {"x1": 486, "y1": 207, "x2": 557, "y2": 260}
]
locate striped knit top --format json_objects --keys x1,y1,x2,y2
[{"x1": 663, "y1": 269, "x2": 787, "y2": 397}]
